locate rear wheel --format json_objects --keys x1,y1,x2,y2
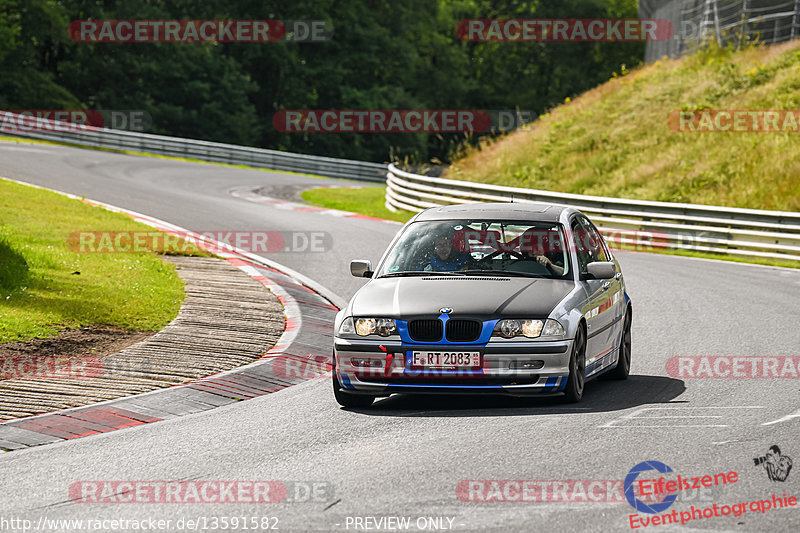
[
  {"x1": 563, "y1": 326, "x2": 586, "y2": 403},
  {"x1": 608, "y1": 307, "x2": 631, "y2": 380},
  {"x1": 332, "y1": 371, "x2": 375, "y2": 408}
]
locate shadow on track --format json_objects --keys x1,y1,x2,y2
[{"x1": 349, "y1": 375, "x2": 685, "y2": 417}]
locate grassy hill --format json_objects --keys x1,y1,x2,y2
[{"x1": 446, "y1": 40, "x2": 800, "y2": 212}]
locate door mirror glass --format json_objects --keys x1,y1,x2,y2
[
  {"x1": 586, "y1": 261, "x2": 615, "y2": 279},
  {"x1": 350, "y1": 259, "x2": 373, "y2": 278}
]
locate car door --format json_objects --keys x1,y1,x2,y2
[
  {"x1": 572, "y1": 216, "x2": 620, "y2": 375},
  {"x1": 586, "y1": 217, "x2": 625, "y2": 339}
]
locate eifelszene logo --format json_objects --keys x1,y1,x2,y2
[
  {"x1": 624, "y1": 461, "x2": 678, "y2": 514},
  {"x1": 754, "y1": 445, "x2": 793, "y2": 482}
]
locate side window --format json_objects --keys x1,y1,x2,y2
[
  {"x1": 578, "y1": 217, "x2": 608, "y2": 263},
  {"x1": 571, "y1": 219, "x2": 592, "y2": 274},
  {"x1": 572, "y1": 217, "x2": 608, "y2": 275},
  {"x1": 585, "y1": 218, "x2": 613, "y2": 263}
]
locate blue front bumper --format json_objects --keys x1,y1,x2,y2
[{"x1": 333, "y1": 338, "x2": 573, "y2": 396}]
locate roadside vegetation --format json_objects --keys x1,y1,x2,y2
[
  {"x1": 0, "y1": 178, "x2": 205, "y2": 343},
  {"x1": 301, "y1": 41, "x2": 800, "y2": 269},
  {"x1": 301, "y1": 186, "x2": 412, "y2": 223},
  {"x1": 447, "y1": 40, "x2": 800, "y2": 211},
  {"x1": 0, "y1": 0, "x2": 641, "y2": 164}
]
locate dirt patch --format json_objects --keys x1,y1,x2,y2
[
  {"x1": 255, "y1": 184, "x2": 317, "y2": 202},
  {"x1": 0, "y1": 326, "x2": 155, "y2": 361}
]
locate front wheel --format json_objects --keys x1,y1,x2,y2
[
  {"x1": 608, "y1": 307, "x2": 631, "y2": 380},
  {"x1": 563, "y1": 326, "x2": 586, "y2": 403},
  {"x1": 332, "y1": 371, "x2": 375, "y2": 408}
]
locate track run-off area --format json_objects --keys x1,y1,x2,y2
[{"x1": 0, "y1": 141, "x2": 798, "y2": 532}]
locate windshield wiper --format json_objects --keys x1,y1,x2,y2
[
  {"x1": 379, "y1": 270, "x2": 546, "y2": 279},
  {"x1": 378, "y1": 271, "x2": 462, "y2": 278},
  {"x1": 460, "y1": 270, "x2": 545, "y2": 278}
]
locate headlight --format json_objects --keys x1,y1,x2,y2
[
  {"x1": 353, "y1": 318, "x2": 397, "y2": 337},
  {"x1": 522, "y1": 320, "x2": 543, "y2": 338},
  {"x1": 338, "y1": 317, "x2": 355, "y2": 335},
  {"x1": 497, "y1": 319, "x2": 521, "y2": 338},
  {"x1": 494, "y1": 319, "x2": 564, "y2": 339},
  {"x1": 495, "y1": 319, "x2": 543, "y2": 338},
  {"x1": 542, "y1": 319, "x2": 566, "y2": 337},
  {"x1": 375, "y1": 318, "x2": 397, "y2": 336}
]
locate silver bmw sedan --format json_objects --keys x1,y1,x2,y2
[{"x1": 333, "y1": 202, "x2": 632, "y2": 407}]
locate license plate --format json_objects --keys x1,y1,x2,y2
[{"x1": 411, "y1": 351, "x2": 480, "y2": 368}]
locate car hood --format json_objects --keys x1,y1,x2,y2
[{"x1": 349, "y1": 276, "x2": 576, "y2": 319}]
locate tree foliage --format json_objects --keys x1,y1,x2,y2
[{"x1": 0, "y1": 0, "x2": 642, "y2": 162}]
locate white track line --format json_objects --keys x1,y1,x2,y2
[
  {"x1": 762, "y1": 409, "x2": 800, "y2": 426},
  {"x1": 601, "y1": 406, "x2": 766, "y2": 428}
]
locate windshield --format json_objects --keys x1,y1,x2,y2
[{"x1": 376, "y1": 220, "x2": 570, "y2": 279}]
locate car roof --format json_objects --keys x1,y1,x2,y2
[{"x1": 413, "y1": 202, "x2": 573, "y2": 223}]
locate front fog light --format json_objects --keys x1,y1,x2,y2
[
  {"x1": 351, "y1": 357, "x2": 384, "y2": 368},
  {"x1": 355, "y1": 318, "x2": 376, "y2": 336},
  {"x1": 542, "y1": 319, "x2": 566, "y2": 337},
  {"x1": 509, "y1": 360, "x2": 545, "y2": 370}
]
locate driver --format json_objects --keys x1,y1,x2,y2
[
  {"x1": 519, "y1": 228, "x2": 565, "y2": 276},
  {"x1": 424, "y1": 231, "x2": 470, "y2": 272}
]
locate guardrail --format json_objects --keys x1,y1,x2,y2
[
  {"x1": 386, "y1": 164, "x2": 800, "y2": 262},
  {"x1": 641, "y1": 0, "x2": 800, "y2": 63},
  {"x1": 4, "y1": 110, "x2": 798, "y2": 263},
  {"x1": 0, "y1": 111, "x2": 388, "y2": 182}
]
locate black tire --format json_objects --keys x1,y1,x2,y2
[
  {"x1": 563, "y1": 325, "x2": 586, "y2": 403},
  {"x1": 608, "y1": 307, "x2": 631, "y2": 380},
  {"x1": 332, "y1": 371, "x2": 375, "y2": 408}
]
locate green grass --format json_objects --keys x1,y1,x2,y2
[
  {"x1": 301, "y1": 186, "x2": 414, "y2": 223},
  {"x1": 0, "y1": 178, "x2": 204, "y2": 343},
  {"x1": 301, "y1": 185, "x2": 798, "y2": 269},
  {"x1": 446, "y1": 40, "x2": 800, "y2": 212}
]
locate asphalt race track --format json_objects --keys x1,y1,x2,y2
[{"x1": 1, "y1": 141, "x2": 799, "y2": 532}]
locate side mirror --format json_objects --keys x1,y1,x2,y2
[
  {"x1": 350, "y1": 259, "x2": 373, "y2": 278},
  {"x1": 586, "y1": 261, "x2": 615, "y2": 280}
]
